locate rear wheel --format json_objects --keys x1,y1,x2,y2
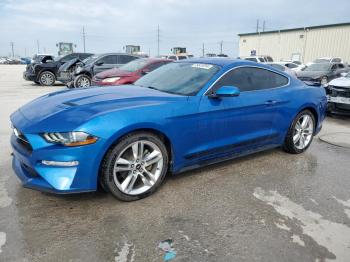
[
  {"x1": 39, "y1": 71, "x2": 55, "y2": 86},
  {"x1": 283, "y1": 110, "x2": 315, "y2": 154},
  {"x1": 74, "y1": 74, "x2": 91, "y2": 88},
  {"x1": 100, "y1": 132, "x2": 168, "y2": 201}
]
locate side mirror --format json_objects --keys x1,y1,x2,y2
[
  {"x1": 95, "y1": 61, "x2": 104, "y2": 66},
  {"x1": 210, "y1": 86, "x2": 240, "y2": 98},
  {"x1": 141, "y1": 69, "x2": 150, "y2": 75},
  {"x1": 341, "y1": 72, "x2": 348, "y2": 77}
]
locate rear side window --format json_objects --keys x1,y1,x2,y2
[
  {"x1": 119, "y1": 55, "x2": 138, "y2": 64},
  {"x1": 99, "y1": 55, "x2": 117, "y2": 64},
  {"x1": 244, "y1": 58, "x2": 257, "y2": 62},
  {"x1": 212, "y1": 67, "x2": 289, "y2": 92},
  {"x1": 286, "y1": 63, "x2": 298, "y2": 69}
]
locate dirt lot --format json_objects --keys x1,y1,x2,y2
[{"x1": 1, "y1": 65, "x2": 350, "y2": 262}]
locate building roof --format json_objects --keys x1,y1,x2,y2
[{"x1": 238, "y1": 22, "x2": 350, "y2": 37}]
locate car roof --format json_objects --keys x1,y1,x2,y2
[{"x1": 177, "y1": 57, "x2": 273, "y2": 68}]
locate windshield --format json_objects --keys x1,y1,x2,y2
[
  {"x1": 314, "y1": 58, "x2": 331, "y2": 63},
  {"x1": 304, "y1": 63, "x2": 330, "y2": 72},
  {"x1": 83, "y1": 55, "x2": 98, "y2": 65},
  {"x1": 119, "y1": 58, "x2": 149, "y2": 72},
  {"x1": 135, "y1": 62, "x2": 220, "y2": 96}
]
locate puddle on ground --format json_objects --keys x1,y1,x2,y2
[{"x1": 254, "y1": 187, "x2": 350, "y2": 261}]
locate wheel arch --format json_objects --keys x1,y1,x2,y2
[
  {"x1": 296, "y1": 105, "x2": 319, "y2": 133},
  {"x1": 97, "y1": 127, "x2": 174, "y2": 182}
]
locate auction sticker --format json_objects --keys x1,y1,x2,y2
[{"x1": 191, "y1": 63, "x2": 213, "y2": 70}]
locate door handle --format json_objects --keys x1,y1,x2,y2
[{"x1": 264, "y1": 100, "x2": 278, "y2": 106}]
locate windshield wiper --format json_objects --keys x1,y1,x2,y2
[{"x1": 146, "y1": 86, "x2": 160, "y2": 91}]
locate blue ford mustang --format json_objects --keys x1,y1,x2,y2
[{"x1": 10, "y1": 58, "x2": 327, "y2": 201}]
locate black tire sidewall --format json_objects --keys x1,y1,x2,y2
[
  {"x1": 39, "y1": 71, "x2": 55, "y2": 86},
  {"x1": 74, "y1": 74, "x2": 91, "y2": 88},
  {"x1": 101, "y1": 132, "x2": 169, "y2": 201},
  {"x1": 284, "y1": 110, "x2": 315, "y2": 154}
]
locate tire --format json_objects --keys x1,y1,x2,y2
[
  {"x1": 74, "y1": 74, "x2": 91, "y2": 88},
  {"x1": 100, "y1": 132, "x2": 169, "y2": 201},
  {"x1": 39, "y1": 71, "x2": 56, "y2": 86},
  {"x1": 34, "y1": 81, "x2": 40, "y2": 85},
  {"x1": 283, "y1": 110, "x2": 315, "y2": 154}
]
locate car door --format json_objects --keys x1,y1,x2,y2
[
  {"x1": 197, "y1": 66, "x2": 290, "y2": 159},
  {"x1": 93, "y1": 55, "x2": 118, "y2": 75}
]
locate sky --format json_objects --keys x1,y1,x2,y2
[{"x1": 0, "y1": 0, "x2": 349, "y2": 58}]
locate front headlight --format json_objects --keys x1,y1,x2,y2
[
  {"x1": 42, "y1": 131, "x2": 98, "y2": 147},
  {"x1": 102, "y1": 77, "x2": 121, "y2": 83}
]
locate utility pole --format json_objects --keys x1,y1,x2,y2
[
  {"x1": 219, "y1": 41, "x2": 223, "y2": 54},
  {"x1": 262, "y1": 20, "x2": 266, "y2": 32},
  {"x1": 82, "y1": 26, "x2": 86, "y2": 52},
  {"x1": 256, "y1": 19, "x2": 259, "y2": 33},
  {"x1": 24, "y1": 48, "x2": 27, "y2": 57},
  {"x1": 157, "y1": 24, "x2": 160, "y2": 56},
  {"x1": 37, "y1": 40, "x2": 40, "y2": 53},
  {"x1": 202, "y1": 43, "x2": 205, "y2": 57},
  {"x1": 10, "y1": 42, "x2": 14, "y2": 58}
]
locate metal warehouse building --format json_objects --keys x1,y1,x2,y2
[{"x1": 238, "y1": 22, "x2": 350, "y2": 63}]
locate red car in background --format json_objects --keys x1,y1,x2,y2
[{"x1": 92, "y1": 58, "x2": 173, "y2": 86}]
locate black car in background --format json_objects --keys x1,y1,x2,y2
[
  {"x1": 296, "y1": 62, "x2": 349, "y2": 86},
  {"x1": 23, "y1": 52, "x2": 93, "y2": 86},
  {"x1": 68, "y1": 53, "x2": 140, "y2": 88}
]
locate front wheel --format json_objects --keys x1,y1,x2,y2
[
  {"x1": 74, "y1": 74, "x2": 91, "y2": 88},
  {"x1": 283, "y1": 110, "x2": 315, "y2": 154},
  {"x1": 100, "y1": 132, "x2": 169, "y2": 201}
]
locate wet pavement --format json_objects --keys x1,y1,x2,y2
[{"x1": 1, "y1": 65, "x2": 350, "y2": 262}]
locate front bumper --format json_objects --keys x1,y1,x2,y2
[
  {"x1": 10, "y1": 132, "x2": 102, "y2": 194},
  {"x1": 57, "y1": 71, "x2": 73, "y2": 84},
  {"x1": 23, "y1": 71, "x2": 37, "y2": 81}
]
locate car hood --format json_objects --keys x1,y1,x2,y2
[
  {"x1": 297, "y1": 71, "x2": 327, "y2": 79},
  {"x1": 95, "y1": 68, "x2": 134, "y2": 79},
  {"x1": 329, "y1": 77, "x2": 350, "y2": 88},
  {"x1": 11, "y1": 85, "x2": 184, "y2": 133},
  {"x1": 59, "y1": 58, "x2": 80, "y2": 72}
]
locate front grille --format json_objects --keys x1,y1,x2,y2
[
  {"x1": 14, "y1": 128, "x2": 33, "y2": 154},
  {"x1": 329, "y1": 86, "x2": 350, "y2": 98}
]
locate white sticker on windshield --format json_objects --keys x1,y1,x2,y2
[{"x1": 191, "y1": 63, "x2": 213, "y2": 70}]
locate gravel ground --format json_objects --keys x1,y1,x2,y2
[{"x1": 1, "y1": 65, "x2": 350, "y2": 262}]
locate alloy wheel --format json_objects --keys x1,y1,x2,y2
[
  {"x1": 76, "y1": 76, "x2": 91, "y2": 87},
  {"x1": 112, "y1": 140, "x2": 164, "y2": 195},
  {"x1": 40, "y1": 73, "x2": 54, "y2": 85},
  {"x1": 293, "y1": 114, "x2": 314, "y2": 150}
]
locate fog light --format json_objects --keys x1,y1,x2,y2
[{"x1": 41, "y1": 160, "x2": 79, "y2": 167}]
